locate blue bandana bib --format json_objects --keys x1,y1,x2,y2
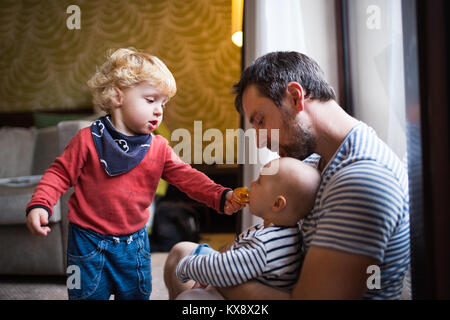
[{"x1": 90, "y1": 116, "x2": 152, "y2": 176}]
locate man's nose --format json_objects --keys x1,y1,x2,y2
[{"x1": 256, "y1": 129, "x2": 269, "y2": 148}]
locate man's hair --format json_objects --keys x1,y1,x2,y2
[
  {"x1": 233, "y1": 51, "x2": 336, "y2": 114},
  {"x1": 87, "y1": 48, "x2": 176, "y2": 113}
]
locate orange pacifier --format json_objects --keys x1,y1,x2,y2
[{"x1": 232, "y1": 186, "x2": 249, "y2": 205}]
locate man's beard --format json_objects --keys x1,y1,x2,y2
[{"x1": 279, "y1": 118, "x2": 316, "y2": 160}]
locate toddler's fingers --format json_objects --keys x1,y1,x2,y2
[
  {"x1": 26, "y1": 219, "x2": 38, "y2": 235},
  {"x1": 31, "y1": 217, "x2": 50, "y2": 236},
  {"x1": 42, "y1": 226, "x2": 51, "y2": 235},
  {"x1": 231, "y1": 201, "x2": 244, "y2": 211},
  {"x1": 40, "y1": 212, "x2": 49, "y2": 225},
  {"x1": 31, "y1": 219, "x2": 45, "y2": 236}
]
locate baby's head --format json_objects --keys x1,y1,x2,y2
[
  {"x1": 249, "y1": 157, "x2": 321, "y2": 227},
  {"x1": 87, "y1": 48, "x2": 176, "y2": 135}
]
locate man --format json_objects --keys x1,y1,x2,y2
[{"x1": 164, "y1": 51, "x2": 410, "y2": 299}]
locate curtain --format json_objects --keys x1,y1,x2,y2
[
  {"x1": 347, "y1": 0, "x2": 407, "y2": 159},
  {"x1": 240, "y1": 0, "x2": 307, "y2": 231}
]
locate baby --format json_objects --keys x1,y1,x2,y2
[
  {"x1": 26, "y1": 48, "x2": 241, "y2": 300},
  {"x1": 176, "y1": 157, "x2": 321, "y2": 292}
]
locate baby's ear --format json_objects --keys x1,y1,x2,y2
[{"x1": 272, "y1": 195, "x2": 286, "y2": 212}]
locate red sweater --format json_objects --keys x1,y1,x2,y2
[{"x1": 26, "y1": 127, "x2": 229, "y2": 236}]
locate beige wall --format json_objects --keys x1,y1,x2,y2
[{"x1": 0, "y1": 0, "x2": 241, "y2": 159}]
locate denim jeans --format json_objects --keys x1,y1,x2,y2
[
  {"x1": 192, "y1": 243, "x2": 218, "y2": 255},
  {"x1": 67, "y1": 223, "x2": 151, "y2": 300}
]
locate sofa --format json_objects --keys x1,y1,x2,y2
[{"x1": 0, "y1": 120, "x2": 91, "y2": 275}]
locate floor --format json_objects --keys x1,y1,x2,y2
[
  {"x1": 0, "y1": 252, "x2": 169, "y2": 300},
  {"x1": 0, "y1": 233, "x2": 236, "y2": 300}
]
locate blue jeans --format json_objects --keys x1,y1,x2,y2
[
  {"x1": 67, "y1": 223, "x2": 151, "y2": 300},
  {"x1": 192, "y1": 243, "x2": 218, "y2": 255}
]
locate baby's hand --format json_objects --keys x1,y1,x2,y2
[
  {"x1": 26, "y1": 208, "x2": 51, "y2": 236},
  {"x1": 223, "y1": 190, "x2": 245, "y2": 215}
]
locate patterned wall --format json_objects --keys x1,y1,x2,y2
[{"x1": 0, "y1": 0, "x2": 241, "y2": 158}]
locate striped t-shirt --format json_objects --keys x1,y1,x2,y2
[
  {"x1": 176, "y1": 224, "x2": 303, "y2": 292},
  {"x1": 302, "y1": 121, "x2": 410, "y2": 299}
]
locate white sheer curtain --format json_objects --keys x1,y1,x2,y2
[
  {"x1": 347, "y1": 0, "x2": 407, "y2": 159},
  {"x1": 240, "y1": 0, "x2": 307, "y2": 231}
]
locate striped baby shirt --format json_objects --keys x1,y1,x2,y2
[
  {"x1": 176, "y1": 224, "x2": 303, "y2": 292},
  {"x1": 302, "y1": 121, "x2": 410, "y2": 299}
]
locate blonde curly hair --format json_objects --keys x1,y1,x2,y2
[{"x1": 87, "y1": 48, "x2": 177, "y2": 113}]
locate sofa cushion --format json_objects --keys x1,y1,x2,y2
[
  {"x1": 33, "y1": 112, "x2": 92, "y2": 129},
  {"x1": 0, "y1": 223, "x2": 65, "y2": 275},
  {"x1": 0, "y1": 176, "x2": 61, "y2": 225},
  {"x1": 0, "y1": 127, "x2": 37, "y2": 178},
  {"x1": 31, "y1": 126, "x2": 59, "y2": 175},
  {"x1": 57, "y1": 120, "x2": 92, "y2": 152}
]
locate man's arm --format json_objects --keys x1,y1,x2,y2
[
  {"x1": 291, "y1": 246, "x2": 377, "y2": 299},
  {"x1": 217, "y1": 281, "x2": 290, "y2": 300},
  {"x1": 217, "y1": 246, "x2": 376, "y2": 300}
]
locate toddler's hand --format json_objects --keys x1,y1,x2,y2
[
  {"x1": 223, "y1": 190, "x2": 244, "y2": 215},
  {"x1": 26, "y1": 208, "x2": 51, "y2": 236}
]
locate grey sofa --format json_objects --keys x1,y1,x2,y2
[{"x1": 0, "y1": 120, "x2": 91, "y2": 275}]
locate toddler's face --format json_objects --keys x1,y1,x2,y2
[{"x1": 118, "y1": 81, "x2": 168, "y2": 135}]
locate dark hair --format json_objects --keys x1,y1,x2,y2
[{"x1": 233, "y1": 51, "x2": 336, "y2": 114}]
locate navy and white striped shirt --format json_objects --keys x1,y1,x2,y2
[
  {"x1": 302, "y1": 121, "x2": 410, "y2": 300},
  {"x1": 176, "y1": 224, "x2": 303, "y2": 292}
]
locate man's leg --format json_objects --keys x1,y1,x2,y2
[{"x1": 164, "y1": 241, "x2": 198, "y2": 300}]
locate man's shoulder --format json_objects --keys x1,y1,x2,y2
[
  {"x1": 324, "y1": 160, "x2": 407, "y2": 200},
  {"x1": 327, "y1": 122, "x2": 407, "y2": 189},
  {"x1": 332, "y1": 158, "x2": 400, "y2": 178}
]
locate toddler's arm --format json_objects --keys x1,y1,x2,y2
[
  {"x1": 162, "y1": 143, "x2": 240, "y2": 214},
  {"x1": 26, "y1": 130, "x2": 87, "y2": 230},
  {"x1": 26, "y1": 207, "x2": 51, "y2": 236}
]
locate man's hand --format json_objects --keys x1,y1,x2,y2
[
  {"x1": 26, "y1": 208, "x2": 51, "y2": 236},
  {"x1": 223, "y1": 190, "x2": 245, "y2": 215}
]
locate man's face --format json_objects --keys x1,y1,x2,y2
[{"x1": 242, "y1": 84, "x2": 315, "y2": 160}]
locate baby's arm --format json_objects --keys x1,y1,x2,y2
[{"x1": 176, "y1": 239, "x2": 267, "y2": 287}]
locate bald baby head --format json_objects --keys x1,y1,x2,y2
[{"x1": 255, "y1": 157, "x2": 321, "y2": 226}]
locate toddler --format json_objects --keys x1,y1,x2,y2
[{"x1": 26, "y1": 48, "x2": 241, "y2": 300}]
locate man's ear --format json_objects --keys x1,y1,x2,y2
[
  {"x1": 111, "y1": 87, "x2": 123, "y2": 108},
  {"x1": 286, "y1": 82, "x2": 305, "y2": 113},
  {"x1": 272, "y1": 195, "x2": 287, "y2": 212}
]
